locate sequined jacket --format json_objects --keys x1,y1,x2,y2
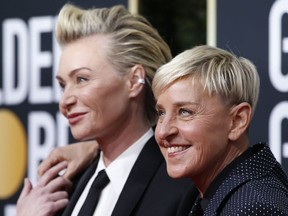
[{"x1": 203, "y1": 143, "x2": 288, "y2": 215}]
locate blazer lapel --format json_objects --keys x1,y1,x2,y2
[{"x1": 111, "y1": 137, "x2": 163, "y2": 216}]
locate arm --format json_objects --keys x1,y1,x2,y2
[
  {"x1": 38, "y1": 140, "x2": 99, "y2": 180},
  {"x1": 16, "y1": 161, "x2": 72, "y2": 216}
]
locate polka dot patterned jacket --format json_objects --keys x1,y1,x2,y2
[{"x1": 204, "y1": 143, "x2": 288, "y2": 215}]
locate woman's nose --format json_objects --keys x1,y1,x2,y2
[
  {"x1": 59, "y1": 89, "x2": 77, "y2": 112},
  {"x1": 156, "y1": 117, "x2": 178, "y2": 140}
]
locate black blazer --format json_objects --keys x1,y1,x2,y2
[{"x1": 61, "y1": 137, "x2": 198, "y2": 216}]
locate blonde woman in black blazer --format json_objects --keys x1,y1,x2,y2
[{"x1": 16, "y1": 4, "x2": 198, "y2": 216}]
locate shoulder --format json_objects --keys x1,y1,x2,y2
[
  {"x1": 220, "y1": 176, "x2": 288, "y2": 214},
  {"x1": 223, "y1": 200, "x2": 288, "y2": 215},
  {"x1": 207, "y1": 143, "x2": 288, "y2": 215}
]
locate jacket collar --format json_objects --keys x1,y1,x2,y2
[
  {"x1": 111, "y1": 136, "x2": 163, "y2": 216},
  {"x1": 205, "y1": 143, "x2": 278, "y2": 214}
]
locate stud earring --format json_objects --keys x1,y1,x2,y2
[{"x1": 138, "y1": 78, "x2": 145, "y2": 84}]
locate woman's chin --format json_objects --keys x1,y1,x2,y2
[
  {"x1": 167, "y1": 167, "x2": 187, "y2": 179},
  {"x1": 71, "y1": 132, "x2": 89, "y2": 141}
]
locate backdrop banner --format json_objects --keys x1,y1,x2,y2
[
  {"x1": 0, "y1": 1, "x2": 127, "y2": 215},
  {"x1": 216, "y1": 0, "x2": 288, "y2": 170}
]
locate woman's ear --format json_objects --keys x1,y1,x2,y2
[
  {"x1": 127, "y1": 64, "x2": 146, "y2": 98},
  {"x1": 228, "y1": 102, "x2": 252, "y2": 141}
]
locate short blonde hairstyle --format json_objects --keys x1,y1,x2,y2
[
  {"x1": 56, "y1": 4, "x2": 172, "y2": 125},
  {"x1": 152, "y1": 45, "x2": 260, "y2": 113}
]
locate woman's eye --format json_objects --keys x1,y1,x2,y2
[
  {"x1": 77, "y1": 77, "x2": 87, "y2": 83},
  {"x1": 179, "y1": 108, "x2": 192, "y2": 116},
  {"x1": 156, "y1": 109, "x2": 165, "y2": 117},
  {"x1": 58, "y1": 82, "x2": 65, "y2": 91}
]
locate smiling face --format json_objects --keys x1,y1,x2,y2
[
  {"x1": 57, "y1": 35, "x2": 131, "y2": 141},
  {"x1": 155, "y1": 77, "x2": 236, "y2": 186}
]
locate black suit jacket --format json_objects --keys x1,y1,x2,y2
[{"x1": 61, "y1": 137, "x2": 198, "y2": 216}]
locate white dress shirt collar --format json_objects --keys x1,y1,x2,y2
[
  {"x1": 96, "y1": 128, "x2": 153, "y2": 195},
  {"x1": 71, "y1": 128, "x2": 154, "y2": 216}
]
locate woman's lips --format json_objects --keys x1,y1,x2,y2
[
  {"x1": 162, "y1": 142, "x2": 192, "y2": 156},
  {"x1": 167, "y1": 145, "x2": 191, "y2": 154},
  {"x1": 67, "y1": 112, "x2": 86, "y2": 125}
]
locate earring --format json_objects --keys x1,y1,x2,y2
[{"x1": 138, "y1": 78, "x2": 145, "y2": 84}]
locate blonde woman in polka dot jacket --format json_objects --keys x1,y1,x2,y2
[
  {"x1": 152, "y1": 45, "x2": 288, "y2": 215},
  {"x1": 38, "y1": 45, "x2": 288, "y2": 215}
]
